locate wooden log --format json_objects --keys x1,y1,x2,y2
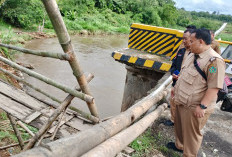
[
  {"x1": 17, "y1": 121, "x2": 35, "y2": 137},
  {"x1": 0, "y1": 56, "x2": 94, "y2": 103},
  {"x1": 82, "y1": 103, "x2": 168, "y2": 157},
  {"x1": 7, "y1": 114, "x2": 24, "y2": 150},
  {"x1": 0, "y1": 43, "x2": 70, "y2": 60},
  {"x1": 41, "y1": 0, "x2": 99, "y2": 117},
  {"x1": 14, "y1": 76, "x2": 172, "y2": 157}
]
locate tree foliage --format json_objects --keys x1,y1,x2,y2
[
  {"x1": 0, "y1": 0, "x2": 232, "y2": 33},
  {"x1": 0, "y1": 0, "x2": 44, "y2": 29}
]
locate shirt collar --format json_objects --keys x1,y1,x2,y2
[{"x1": 198, "y1": 47, "x2": 211, "y2": 59}]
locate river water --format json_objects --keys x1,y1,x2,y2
[{"x1": 16, "y1": 35, "x2": 128, "y2": 118}]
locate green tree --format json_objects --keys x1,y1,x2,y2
[{"x1": 0, "y1": 0, "x2": 44, "y2": 29}]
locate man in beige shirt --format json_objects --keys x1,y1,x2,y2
[
  {"x1": 167, "y1": 28, "x2": 225, "y2": 157},
  {"x1": 165, "y1": 29, "x2": 192, "y2": 126},
  {"x1": 210, "y1": 30, "x2": 221, "y2": 55}
]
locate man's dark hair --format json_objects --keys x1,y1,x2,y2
[
  {"x1": 186, "y1": 25, "x2": 197, "y2": 30},
  {"x1": 184, "y1": 29, "x2": 195, "y2": 34},
  {"x1": 191, "y1": 28, "x2": 211, "y2": 45}
]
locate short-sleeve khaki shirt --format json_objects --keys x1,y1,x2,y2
[
  {"x1": 211, "y1": 40, "x2": 221, "y2": 55},
  {"x1": 174, "y1": 48, "x2": 225, "y2": 108}
]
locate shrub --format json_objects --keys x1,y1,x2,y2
[{"x1": 0, "y1": 0, "x2": 44, "y2": 29}]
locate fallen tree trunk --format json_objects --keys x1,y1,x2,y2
[
  {"x1": 14, "y1": 76, "x2": 172, "y2": 157},
  {"x1": 82, "y1": 103, "x2": 168, "y2": 157}
]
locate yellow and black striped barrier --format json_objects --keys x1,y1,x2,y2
[
  {"x1": 112, "y1": 23, "x2": 232, "y2": 72},
  {"x1": 129, "y1": 23, "x2": 183, "y2": 60},
  {"x1": 112, "y1": 52, "x2": 171, "y2": 72}
]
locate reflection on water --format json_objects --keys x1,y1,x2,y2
[{"x1": 16, "y1": 35, "x2": 128, "y2": 118}]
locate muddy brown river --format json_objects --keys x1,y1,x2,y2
[{"x1": 16, "y1": 35, "x2": 128, "y2": 118}]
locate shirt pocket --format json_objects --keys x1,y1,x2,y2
[
  {"x1": 181, "y1": 68, "x2": 198, "y2": 85},
  {"x1": 178, "y1": 69, "x2": 198, "y2": 104}
]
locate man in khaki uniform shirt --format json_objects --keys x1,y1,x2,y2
[
  {"x1": 210, "y1": 30, "x2": 221, "y2": 55},
  {"x1": 169, "y1": 28, "x2": 225, "y2": 157},
  {"x1": 167, "y1": 29, "x2": 192, "y2": 126}
]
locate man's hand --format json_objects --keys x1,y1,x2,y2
[
  {"x1": 194, "y1": 105, "x2": 205, "y2": 118},
  {"x1": 172, "y1": 74, "x2": 179, "y2": 80}
]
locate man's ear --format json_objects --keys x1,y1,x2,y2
[{"x1": 199, "y1": 39, "x2": 204, "y2": 45}]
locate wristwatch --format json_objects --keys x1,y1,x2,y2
[{"x1": 200, "y1": 104, "x2": 207, "y2": 109}]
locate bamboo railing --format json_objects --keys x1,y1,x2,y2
[
  {"x1": 14, "y1": 76, "x2": 172, "y2": 157},
  {"x1": 0, "y1": 56, "x2": 93, "y2": 103},
  {"x1": 0, "y1": 0, "x2": 102, "y2": 151},
  {"x1": 41, "y1": 0, "x2": 98, "y2": 117},
  {"x1": 0, "y1": 68, "x2": 99, "y2": 123},
  {"x1": 0, "y1": 43, "x2": 70, "y2": 60},
  {"x1": 0, "y1": 0, "x2": 99, "y2": 118}
]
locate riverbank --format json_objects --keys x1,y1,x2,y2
[{"x1": 0, "y1": 24, "x2": 46, "y2": 157}]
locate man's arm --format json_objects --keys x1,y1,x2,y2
[
  {"x1": 194, "y1": 88, "x2": 219, "y2": 118},
  {"x1": 194, "y1": 58, "x2": 225, "y2": 118},
  {"x1": 170, "y1": 56, "x2": 177, "y2": 75}
]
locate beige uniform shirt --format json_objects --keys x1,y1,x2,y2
[
  {"x1": 211, "y1": 40, "x2": 221, "y2": 55},
  {"x1": 182, "y1": 49, "x2": 190, "y2": 68},
  {"x1": 174, "y1": 48, "x2": 225, "y2": 109}
]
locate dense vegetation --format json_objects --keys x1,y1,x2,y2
[{"x1": 0, "y1": 0, "x2": 232, "y2": 38}]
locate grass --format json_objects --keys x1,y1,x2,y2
[
  {"x1": 130, "y1": 128, "x2": 181, "y2": 157},
  {"x1": 0, "y1": 111, "x2": 38, "y2": 146}
]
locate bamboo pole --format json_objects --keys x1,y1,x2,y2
[
  {"x1": 0, "y1": 140, "x2": 30, "y2": 150},
  {"x1": 0, "y1": 67, "x2": 62, "y2": 103},
  {"x1": 0, "y1": 43, "x2": 70, "y2": 60},
  {"x1": 0, "y1": 56, "x2": 93, "y2": 103},
  {"x1": 23, "y1": 73, "x2": 99, "y2": 150},
  {"x1": 0, "y1": 68, "x2": 99, "y2": 123},
  {"x1": 14, "y1": 76, "x2": 172, "y2": 157},
  {"x1": 214, "y1": 23, "x2": 227, "y2": 37},
  {"x1": 25, "y1": 85, "x2": 99, "y2": 123},
  {"x1": 17, "y1": 121, "x2": 35, "y2": 137},
  {"x1": 35, "y1": 132, "x2": 48, "y2": 147},
  {"x1": 50, "y1": 109, "x2": 67, "y2": 140},
  {"x1": 68, "y1": 106, "x2": 99, "y2": 123},
  {"x1": 82, "y1": 103, "x2": 168, "y2": 157},
  {"x1": 41, "y1": 0, "x2": 99, "y2": 117},
  {"x1": 23, "y1": 93, "x2": 73, "y2": 151},
  {"x1": 7, "y1": 114, "x2": 24, "y2": 150}
]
